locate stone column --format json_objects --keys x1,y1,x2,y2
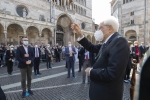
[
  {"x1": 24, "y1": 31, "x2": 26, "y2": 36},
  {"x1": 57, "y1": 0, "x2": 60, "y2": 5},
  {"x1": 4, "y1": 31, "x2": 7, "y2": 45},
  {"x1": 54, "y1": 28, "x2": 56, "y2": 45},
  {"x1": 39, "y1": 34, "x2": 42, "y2": 45},
  {"x1": 61, "y1": 0, "x2": 62, "y2": 6},
  {"x1": 64, "y1": 0, "x2": 66, "y2": 6}
]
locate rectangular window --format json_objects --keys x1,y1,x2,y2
[
  {"x1": 123, "y1": 0, "x2": 125, "y2": 4},
  {"x1": 132, "y1": 12, "x2": 134, "y2": 15},
  {"x1": 131, "y1": 20, "x2": 134, "y2": 24}
]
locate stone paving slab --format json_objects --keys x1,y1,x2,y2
[{"x1": 0, "y1": 61, "x2": 131, "y2": 100}]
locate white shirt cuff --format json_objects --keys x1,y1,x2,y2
[{"x1": 77, "y1": 36, "x2": 84, "y2": 41}]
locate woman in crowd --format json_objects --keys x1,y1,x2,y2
[{"x1": 5, "y1": 46, "x2": 15, "y2": 75}]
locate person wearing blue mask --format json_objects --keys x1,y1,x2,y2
[{"x1": 16, "y1": 36, "x2": 34, "y2": 98}]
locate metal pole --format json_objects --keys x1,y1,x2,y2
[
  {"x1": 50, "y1": 0, "x2": 52, "y2": 22},
  {"x1": 144, "y1": 0, "x2": 146, "y2": 45},
  {"x1": 74, "y1": 32, "x2": 75, "y2": 45}
]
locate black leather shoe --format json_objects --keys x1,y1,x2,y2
[
  {"x1": 28, "y1": 90, "x2": 33, "y2": 95},
  {"x1": 22, "y1": 92, "x2": 26, "y2": 98}
]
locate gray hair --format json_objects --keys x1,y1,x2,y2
[{"x1": 103, "y1": 16, "x2": 119, "y2": 32}]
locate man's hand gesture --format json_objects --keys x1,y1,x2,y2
[{"x1": 71, "y1": 23, "x2": 83, "y2": 38}]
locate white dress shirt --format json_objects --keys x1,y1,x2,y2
[
  {"x1": 35, "y1": 47, "x2": 39, "y2": 57},
  {"x1": 69, "y1": 46, "x2": 72, "y2": 52},
  {"x1": 23, "y1": 45, "x2": 28, "y2": 54}
]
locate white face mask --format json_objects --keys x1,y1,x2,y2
[
  {"x1": 68, "y1": 44, "x2": 72, "y2": 47},
  {"x1": 94, "y1": 30, "x2": 104, "y2": 41},
  {"x1": 11, "y1": 48, "x2": 13, "y2": 50}
]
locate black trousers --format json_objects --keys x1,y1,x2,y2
[
  {"x1": 55, "y1": 55, "x2": 60, "y2": 62},
  {"x1": 78, "y1": 58, "x2": 83, "y2": 71},
  {"x1": 67, "y1": 57, "x2": 75, "y2": 77},
  {"x1": 47, "y1": 57, "x2": 51, "y2": 69},
  {"x1": 66, "y1": 61, "x2": 68, "y2": 68},
  {"x1": 7, "y1": 61, "x2": 13, "y2": 74},
  {"x1": 134, "y1": 55, "x2": 139, "y2": 63},
  {"x1": 0, "y1": 86, "x2": 6, "y2": 100},
  {"x1": 34, "y1": 57, "x2": 40, "y2": 74},
  {"x1": 124, "y1": 68, "x2": 131, "y2": 80}
]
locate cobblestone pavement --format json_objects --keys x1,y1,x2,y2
[{"x1": 0, "y1": 61, "x2": 131, "y2": 100}]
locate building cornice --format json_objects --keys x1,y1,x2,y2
[
  {"x1": 0, "y1": 14, "x2": 54, "y2": 27},
  {"x1": 110, "y1": 0, "x2": 116, "y2": 7}
]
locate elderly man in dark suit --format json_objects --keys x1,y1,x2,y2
[
  {"x1": 16, "y1": 36, "x2": 34, "y2": 98},
  {"x1": 139, "y1": 42, "x2": 146, "y2": 58},
  {"x1": 33, "y1": 43, "x2": 41, "y2": 76},
  {"x1": 71, "y1": 16, "x2": 129, "y2": 100},
  {"x1": 78, "y1": 45, "x2": 84, "y2": 72},
  {"x1": 65, "y1": 42, "x2": 77, "y2": 78}
]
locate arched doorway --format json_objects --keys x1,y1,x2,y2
[
  {"x1": 92, "y1": 36, "x2": 96, "y2": 44},
  {"x1": 7, "y1": 24, "x2": 24, "y2": 45},
  {"x1": 0, "y1": 24, "x2": 4, "y2": 44},
  {"x1": 41, "y1": 28, "x2": 52, "y2": 45},
  {"x1": 26, "y1": 26, "x2": 39, "y2": 45},
  {"x1": 125, "y1": 30, "x2": 137, "y2": 43},
  {"x1": 56, "y1": 14, "x2": 73, "y2": 46},
  {"x1": 56, "y1": 25, "x2": 64, "y2": 46}
]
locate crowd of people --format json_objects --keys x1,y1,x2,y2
[{"x1": 0, "y1": 43, "x2": 80, "y2": 74}]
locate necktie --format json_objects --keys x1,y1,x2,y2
[
  {"x1": 95, "y1": 43, "x2": 106, "y2": 60},
  {"x1": 36, "y1": 48, "x2": 38, "y2": 57},
  {"x1": 86, "y1": 51, "x2": 88, "y2": 60}
]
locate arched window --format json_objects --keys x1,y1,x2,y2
[{"x1": 16, "y1": 5, "x2": 28, "y2": 17}]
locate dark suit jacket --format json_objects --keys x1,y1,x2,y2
[
  {"x1": 78, "y1": 32, "x2": 129, "y2": 100},
  {"x1": 16, "y1": 46, "x2": 34, "y2": 68},
  {"x1": 65, "y1": 46, "x2": 76, "y2": 62},
  {"x1": 131, "y1": 46, "x2": 141, "y2": 58},
  {"x1": 45, "y1": 48, "x2": 52, "y2": 59},
  {"x1": 139, "y1": 46, "x2": 146, "y2": 57},
  {"x1": 55, "y1": 47, "x2": 61, "y2": 56},
  {"x1": 5, "y1": 50, "x2": 15, "y2": 62},
  {"x1": 33, "y1": 47, "x2": 41, "y2": 59},
  {"x1": 78, "y1": 47, "x2": 85, "y2": 65}
]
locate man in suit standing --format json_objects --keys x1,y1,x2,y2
[
  {"x1": 139, "y1": 42, "x2": 146, "y2": 58},
  {"x1": 65, "y1": 42, "x2": 76, "y2": 78},
  {"x1": 82, "y1": 49, "x2": 91, "y2": 84},
  {"x1": 33, "y1": 43, "x2": 41, "y2": 76},
  {"x1": 45, "y1": 44, "x2": 52, "y2": 69},
  {"x1": 55, "y1": 46, "x2": 60, "y2": 62},
  {"x1": 78, "y1": 45, "x2": 84, "y2": 72},
  {"x1": 71, "y1": 16, "x2": 129, "y2": 100},
  {"x1": 16, "y1": 36, "x2": 34, "y2": 98}
]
